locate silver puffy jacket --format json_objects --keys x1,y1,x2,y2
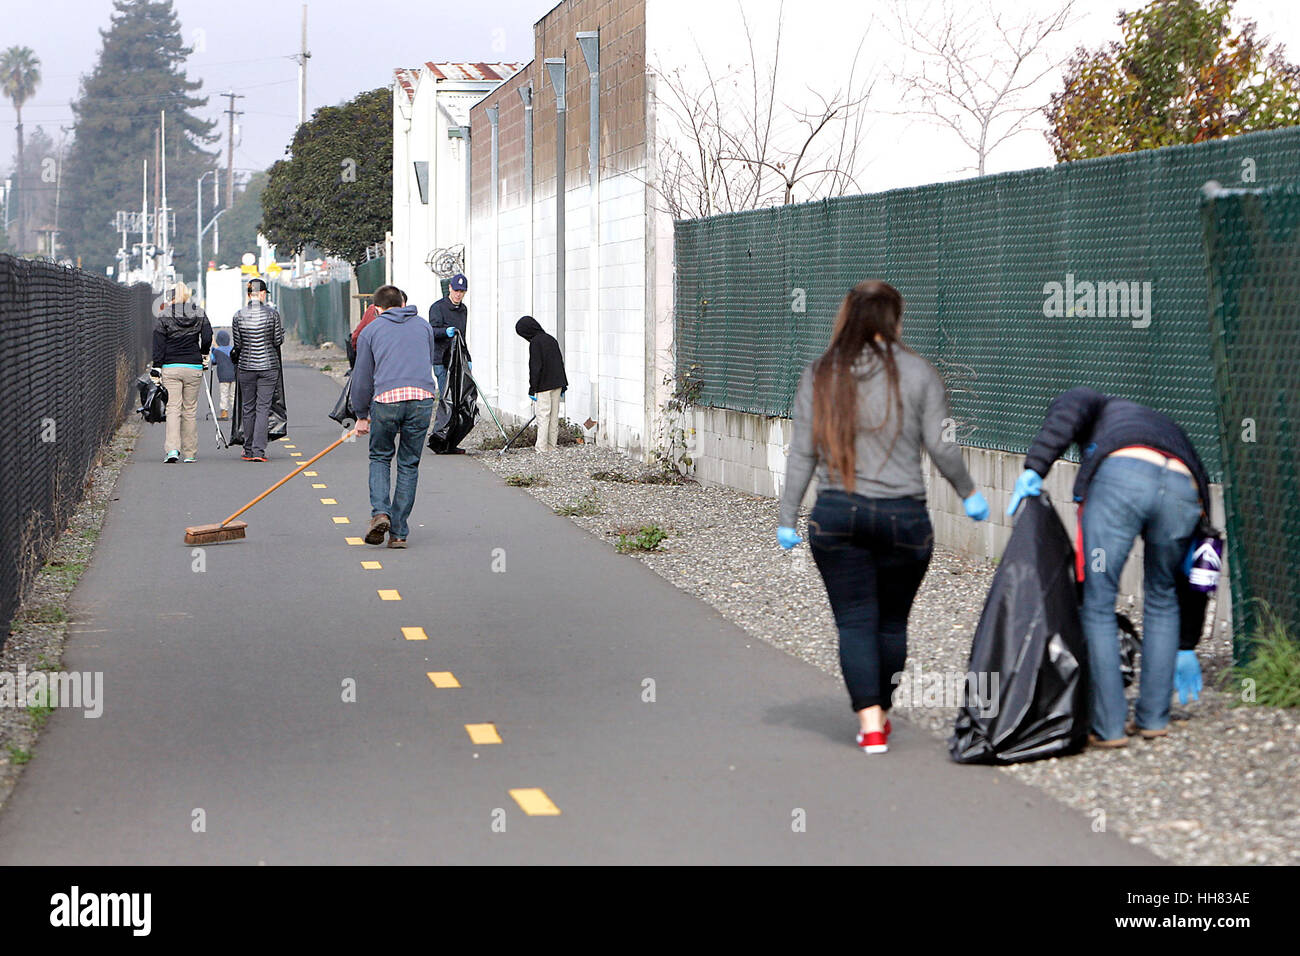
[{"x1": 231, "y1": 300, "x2": 285, "y2": 371}]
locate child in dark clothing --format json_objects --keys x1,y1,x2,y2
[{"x1": 211, "y1": 328, "x2": 237, "y2": 418}]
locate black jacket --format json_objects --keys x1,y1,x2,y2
[
  {"x1": 152, "y1": 303, "x2": 213, "y2": 367},
  {"x1": 516, "y1": 316, "x2": 568, "y2": 394},
  {"x1": 1024, "y1": 387, "x2": 1211, "y2": 510},
  {"x1": 429, "y1": 296, "x2": 468, "y2": 366}
]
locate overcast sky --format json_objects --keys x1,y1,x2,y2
[{"x1": 4, "y1": 0, "x2": 1298, "y2": 190}]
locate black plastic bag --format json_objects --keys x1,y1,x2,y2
[
  {"x1": 136, "y1": 374, "x2": 168, "y2": 423},
  {"x1": 230, "y1": 359, "x2": 288, "y2": 446},
  {"x1": 427, "y1": 335, "x2": 478, "y2": 453},
  {"x1": 949, "y1": 495, "x2": 1090, "y2": 764},
  {"x1": 328, "y1": 371, "x2": 356, "y2": 429}
]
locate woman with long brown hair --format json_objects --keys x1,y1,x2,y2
[{"x1": 778, "y1": 280, "x2": 989, "y2": 754}]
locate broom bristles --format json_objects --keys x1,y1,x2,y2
[{"x1": 184, "y1": 521, "x2": 248, "y2": 545}]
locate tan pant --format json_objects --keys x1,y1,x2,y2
[
  {"x1": 161, "y1": 366, "x2": 203, "y2": 459},
  {"x1": 535, "y1": 388, "x2": 562, "y2": 450},
  {"x1": 218, "y1": 380, "x2": 234, "y2": 413}
]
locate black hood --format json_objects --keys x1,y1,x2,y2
[
  {"x1": 159, "y1": 301, "x2": 204, "y2": 334},
  {"x1": 515, "y1": 315, "x2": 543, "y2": 340}
]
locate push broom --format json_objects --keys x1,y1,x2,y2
[{"x1": 185, "y1": 427, "x2": 357, "y2": 544}]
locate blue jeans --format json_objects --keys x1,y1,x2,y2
[
  {"x1": 368, "y1": 398, "x2": 434, "y2": 539},
  {"x1": 1081, "y1": 456, "x2": 1202, "y2": 740},
  {"x1": 808, "y1": 490, "x2": 933, "y2": 711},
  {"x1": 433, "y1": 365, "x2": 447, "y2": 397}
]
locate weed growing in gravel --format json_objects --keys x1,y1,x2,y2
[
  {"x1": 17, "y1": 605, "x2": 67, "y2": 626},
  {"x1": 26, "y1": 690, "x2": 54, "y2": 729},
  {"x1": 1224, "y1": 602, "x2": 1300, "y2": 709},
  {"x1": 554, "y1": 489, "x2": 602, "y2": 517},
  {"x1": 34, "y1": 653, "x2": 59, "y2": 671},
  {"x1": 616, "y1": 525, "x2": 669, "y2": 553},
  {"x1": 6, "y1": 744, "x2": 31, "y2": 765},
  {"x1": 505, "y1": 474, "x2": 545, "y2": 487},
  {"x1": 591, "y1": 470, "x2": 632, "y2": 482}
]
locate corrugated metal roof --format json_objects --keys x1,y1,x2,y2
[{"x1": 394, "y1": 62, "x2": 524, "y2": 100}]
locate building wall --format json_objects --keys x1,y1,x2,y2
[{"x1": 469, "y1": 0, "x2": 654, "y2": 453}]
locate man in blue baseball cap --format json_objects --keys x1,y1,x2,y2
[{"x1": 429, "y1": 273, "x2": 468, "y2": 397}]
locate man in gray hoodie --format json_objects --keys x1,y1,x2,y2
[{"x1": 351, "y1": 285, "x2": 438, "y2": 548}]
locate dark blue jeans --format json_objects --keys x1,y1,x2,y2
[
  {"x1": 1081, "y1": 456, "x2": 1201, "y2": 740},
  {"x1": 808, "y1": 490, "x2": 934, "y2": 712},
  {"x1": 368, "y1": 398, "x2": 434, "y2": 539}
]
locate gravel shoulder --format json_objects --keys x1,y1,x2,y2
[
  {"x1": 467, "y1": 423, "x2": 1298, "y2": 866},
  {"x1": 0, "y1": 420, "x2": 140, "y2": 811}
]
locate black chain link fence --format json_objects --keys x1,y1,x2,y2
[
  {"x1": 1201, "y1": 182, "x2": 1300, "y2": 660},
  {"x1": 0, "y1": 255, "x2": 152, "y2": 647}
]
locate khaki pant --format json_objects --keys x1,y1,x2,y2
[
  {"x1": 218, "y1": 380, "x2": 234, "y2": 413},
  {"x1": 535, "y1": 388, "x2": 562, "y2": 450},
  {"x1": 161, "y1": 366, "x2": 203, "y2": 459}
]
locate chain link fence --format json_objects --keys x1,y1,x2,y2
[
  {"x1": 0, "y1": 255, "x2": 152, "y2": 646},
  {"x1": 674, "y1": 125, "x2": 1300, "y2": 481},
  {"x1": 273, "y1": 277, "x2": 351, "y2": 346},
  {"x1": 1201, "y1": 182, "x2": 1300, "y2": 659}
]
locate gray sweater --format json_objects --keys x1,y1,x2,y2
[{"x1": 778, "y1": 346, "x2": 975, "y2": 527}]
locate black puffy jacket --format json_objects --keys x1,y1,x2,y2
[{"x1": 152, "y1": 302, "x2": 213, "y2": 367}]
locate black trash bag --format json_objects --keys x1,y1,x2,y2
[
  {"x1": 328, "y1": 371, "x2": 356, "y2": 429},
  {"x1": 427, "y1": 335, "x2": 478, "y2": 453},
  {"x1": 949, "y1": 495, "x2": 1090, "y2": 764},
  {"x1": 1116, "y1": 613, "x2": 1141, "y2": 689},
  {"x1": 230, "y1": 359, "x2": 288, "y2": 446},
  {"x1": 135, "y1": 374, "x2": 168, "y2": 423}
]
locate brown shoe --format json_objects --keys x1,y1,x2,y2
[
  {"x1": 219, "y1": 410, "x2": 229, "y2": 420},
  {"x1": 387, "y1": 535, "x2": 407, "y2": 549},
  {"x1": 365, "y1": 514, "x2": 390, "y2": 545},
  {"x1": 1124, "y1": 721, "x2": 1169, "y2": 739},
  {"x1": 1087, "y1": 734, "x2": 1129, "y2": 749}
]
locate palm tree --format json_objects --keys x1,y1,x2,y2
[{"x1": 1, "y1": 46, "x2": 41, "y2": 254}]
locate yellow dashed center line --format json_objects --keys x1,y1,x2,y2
[
  {"x1": 378, "y1": 589, "x2": 401, "y2": 601},
  {"x1": 290, "y1": 452, "x2": 302, "y2": 457},
  {"x1": 320, "y1": 498, "x2": 338, "y2": 505},
  {"x1": 345, "y1": 537, "x2": 365, "y2": 546},
  {"x1": 304, "y1": 471, "x2": 318, "y2": 476},
  {"x1": 402, "y1": 627, "x2": 428, "y2": 641},
  {"x1": 465, "y1": 723, "x2": 502, "y2": 744},
  {"x1": 312, "y1": 483, "x2": 327, "y2": 489},
  {"x1": 361, "y1": 560, "x2": 382, "y2": 570},
  {"x1": 427, "y1": 671, "x2": 460, "y2": 688},
  {"x1": 283, "y1": 444, "x2": 296, "y2": 448},
  {"x1": 332, "y1": 517, "x2": 350, "y2": 524},
  {"x1": 510, "y1": 788, "x2": 561, "y2": 816}
]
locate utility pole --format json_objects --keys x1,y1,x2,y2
[
  {"x1": 222, "y1": 90, "x2": 245, "y2": 209},
  {"x1": 297, "y1": 4, "x2": 311, "y2": 127}
]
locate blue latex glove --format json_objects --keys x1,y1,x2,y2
[
  {"x1": 777, "y1": 526, "x2": 803, "y2": 550},
  {"x1": 963, "y1": 491, "x2": 989, "y2": 521},
  {"x1": 446, "y1": 326, "x2": 457, "y2": 338},
  {"x1": 530, "y1": 394, "x2": 537, "y2": 402},
  {"x1": 1006, "y1": 468, "x2": 1043, "y2": 516},
  {"x1": 1175, "y1": 650, "x2": 1202, "y2": 704}
]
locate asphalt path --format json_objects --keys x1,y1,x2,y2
[{"x1": 0, "y1": 363, "x2": 1157, "y2": 864}]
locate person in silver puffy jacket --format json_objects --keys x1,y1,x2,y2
[{"x1": 231, "y1": 278, "x2": 285, "y2": 461}]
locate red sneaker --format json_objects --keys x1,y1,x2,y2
[
  {"x1": 884, "y1": 719, "x2": 892, "y2": 740},
  {"x1": 856, "y1": 730, "x2": 888, "y2": 754}
]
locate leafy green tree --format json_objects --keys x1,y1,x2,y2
[
  {"x1": 1, "y1": 45, "x2": 41, "y2": 253},
  {"x1": 62, "y1": 0, "x2": 218, "y2": 275},
  {"x1": 260, "y1": 87, "x2": 392, "y2": 263},
  {"x1": 1047, "y1": 0, "x2": 1300, "y2": 161}
]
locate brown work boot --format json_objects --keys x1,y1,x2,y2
[
  {"x1": 387, "y1": 535, "x2": 407, "y2": 549},
  {"x1": 365, "y1": 513, "x2": 390, "y2": 545},
  {"x1": 1087, "y1": 734, "x2": 1128, "y2": 749}
]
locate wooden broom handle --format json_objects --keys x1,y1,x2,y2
[{"x1": 220, "y1": 429, "x2": 357, "y2": 527}]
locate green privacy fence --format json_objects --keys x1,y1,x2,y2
[
  {"x1": 356, "y1": 256, "x2": 385, "y2": 296},
  {"x1": 674, "y1": 125, "x2": 1300, "y2": 479},
  {"x1": 273, "y1": 278, "x2": 351, "y2": 346},
  {"x1": 1201, "y1": 182, "x2": 1300, "y2": 657}
]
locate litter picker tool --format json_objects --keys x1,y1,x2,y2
[
  {"x1": 500, "y1": 414, "x2": 536, "y2": 455},
  {"x1": 202, "y1": 369, "x2": 228, "y2": 449},
  {"x1": 184, "y1": 428, "x2": 358, "y2": 545},
  {"x1": 463, "y1": 368, "x2": 509, "y2": 443}
]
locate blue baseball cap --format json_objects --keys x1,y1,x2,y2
[{"x1": 450, "y1": 273, "x2": 468, "y2": 291}]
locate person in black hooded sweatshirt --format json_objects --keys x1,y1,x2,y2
[{"x1": 515, "y1": 316, "x2": 568, "y2": 451}]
